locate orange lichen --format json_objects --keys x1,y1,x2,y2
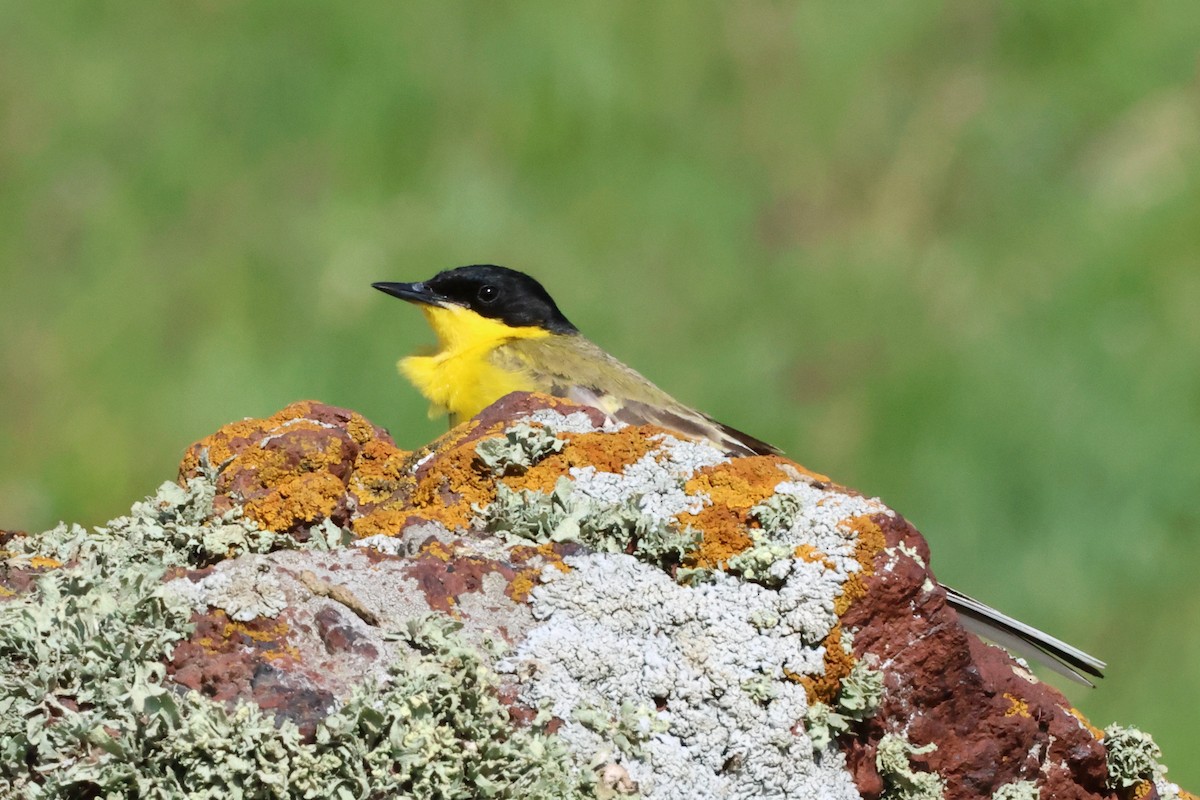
[
  {"x1": 261, "y1": 642, "x2": 303, "y2": 663},
  {"x1": 510, "y1": 541, "x2": 572, "y2": 574},
  {"x1": 679, "y1": 457, "x2": 793, "y2": 569},
  {"x1": 832, "y1": 515, "x2": 888, "y2": 616},
  {"x1": 207, "y1": 615, "x2": 297, "y2": 661},
  {"x1": 794, "y1": 544, "x2": 836, "y2": 572},
  {"x1": 1068, "y1": 707, "x2": 1106, "y2": 739},
  {"x1": 244, "y1": 471, "x2": 345, "y2": 532},
  {"x1": 28, "y1": 555, "x2": 62, "y2": 570},
  {"x1": 346, "y1": 420, "x2": 494, "y2": 534},
  {"x1": 1133, "y1": 781, "x2": 1155, "y2": 800},
  {"x1": 796, "y1": 626, "x2": 857, "y2": 704},
  {"x1": 1003, "y1": 692, "x2": 1031, "y2": 718},
  {"x1": 242, "y1": 422, "x2": 349, "y2": 476},
  {"x1": 344, "y1": 412, "x2": 377, "y2": 445},
  {"x1": 690, "y1": 456, "x2": 791, "y2": 511},
  {"x1": 193, "y1": 610, "x2": 293, "y2": 656},
  {"x1": 179, "y1": 400, "x2": 319, "y2": 475},
  {"x1": 792, "y1": 515, "x2": 893, "y2": 703},
  {"x1": 507, "y1": 571, "x2": 538, "y2": 603},
  {"x1": 834, "y1": 576, "x2": 865, "y2": 619},
  {"x1": 421, "y1": 540, "x2": 457, "y2": 562},
  {"x1": 505, "y1": 541, "x2": 578, "y2": 602},
  {"x1": 178, "y1": 400, "x2": 417, "y2": 536},
  {"x1": 222, "y1": 617, "x2": 291, "y2": 644},
  {"x1": 348, "y1": 437, "x2": 411, "y2": 507},
  {"x1": 686, "y1": 518, "x2": 754, "y2": 569},
  {"x1": 504, "y1": 425, "x2": 663, "y2": 495},
  {"x1": 403, "y1": 422, "x2": 502, "y2": 530},
  {"x1": 352, "y1": 508, "x2": 414, "y2": 537}
]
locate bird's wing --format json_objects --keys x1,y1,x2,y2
[
  {"x1": 494, "y1": 335, "x2": 780, "y2": 456},
  {"x1": 944, "y1": 585, "x2": 1106, "y2": 687}
]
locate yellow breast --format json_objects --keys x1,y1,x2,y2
[{"x1": 398, "y1": 304, "x2": 549, "y2": 423}]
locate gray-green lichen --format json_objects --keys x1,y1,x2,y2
[
  {"x1": 38, "y1": 614, "x2": 587, "y2": 799},
  {"x1": 803, "y1": 658, "x2": 885, "y2": 750},
  {"x1": 482, "y1": 471, "x2": 817, "y2": 591},
  {"x1": 1, "y1": 476, "x2": 594, "y2": 799},
  {"x1": 749, "y1": 492, "x2": 804, "y2": 533},
  {"x1": 991, "y1": 780, "x2": 1039, "y2": 800},
  {"x1": 475, "y1": 422, "x2": 565, "y2": 476},
  {"x1": 1103, "y1": 724, "x2": 1168, "y2": 789},
  {"x1": 838, "y1": 658, "x2": 885, "y2": 720},
  {"x1": 476, "y1": 476, "x2": 697, "y2": 570},
  {"x1": 876, "y1": 733, "x2": 944, "y2": 800},
  {"x1": 3, "y1": 466, "x2": 276, "y2": 575},
  {"x1": 803, "y1": 703, "x2": 845, "y2": 752},
  {"x1": 572, "y1": 701, "x2": 667, "y2": 761},
  {"x1": 0, "y1": 558, "x2": 193, "y2": 798},
  {"x1": 724, "y1": 531, "x2": 795, "y2": 588}
]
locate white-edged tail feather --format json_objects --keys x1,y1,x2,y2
[{"x1": 945, "y1": 585, "x2": 1106, "y2": 687}]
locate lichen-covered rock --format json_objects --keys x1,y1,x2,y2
[{"x1": 0, "y1": 395, "x2": 1192, "y2": 800}]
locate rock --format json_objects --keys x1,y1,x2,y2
[{"x1": 0, "y1": 395, "x2": 1191, "y2": 800}]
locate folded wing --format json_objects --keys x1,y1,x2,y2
[{"x1": 495, "y1": 335, "x2": 779, "y2": 456}]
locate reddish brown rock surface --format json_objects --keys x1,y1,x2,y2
[{"x1": 840, "y1": 512, "x2": 1111, "y2": 798}]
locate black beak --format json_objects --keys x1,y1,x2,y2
[{"x1": 372, "y1": 281, "x2": 447, "y2": 307}]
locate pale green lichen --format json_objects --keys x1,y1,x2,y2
[
  {"x1": 476, "y1": 477, "x2": 697, "y2": 570},
  {"x1": 740, "y1": 674, "x2": 779, "y2": 705},
  {"x1": 305, "y1": 517, "x2": 356, "y2": 551},
  {"x1": 838, "y1": 658, "x2": 885, "y2": 720},
  {"x1": 992, "y1": 780, "x2": 1039, "y2": 800},
  {"x1": 673, "y1": 566, "x2": 718, "y2": 586},
  {"x1": 876, "y1": 733, "x2": 944, "y2": 800},
  {"x1": 749, "y1": 491, "x2": 804, "y2": 533},
  {"x1": 747, "y1": 608, "x2": 780, "y2": 630},
  {"x1": 572, "y1": 700, "x2": 666, "y2": 760},
  {"x1": 888, "y1": 542, "x2": 926, "y2": 569},
  {"x1": 1, "y1": 476, "x2": 594, "y2": 799},
  {"x1": 723, "y1": 490, "x2": 810, "y2": 587},
  {"x1": 1104, "y1": 724, "x2": 1166, "y2": 789},
  {"x1": 803, "y1": 703, "x2": 845, "y2": 751},
  {"x1": 724, "y1": 531, "x2": 794, "y2": 588},
  {"x1": 3, "y1": 457, "x2": 305, "y2": 576},
  {"x1": 475, "y1": 423, "x2": 565, "y2": 476},
  {"x1": 174, "y1": 615, "x2": 589, "y2": 798},
  {"x1": 674, "y1": 529, "x2": 798, "y2": 588},
  {"x1": 0, "y1": 547, "x2": 196, "y2": 796},
  {"x1": 803, "y1": 658, "x2": 885, "y2": 750},
  {"x1": 3, "y1": 478, "x2": 272, "y2": 573},
  {"x1": 584, "y1": 496, "x2": 698, "y2": 565},
  {"x1": 479, "y1": 479, "x2": 582, "y2": 542}
]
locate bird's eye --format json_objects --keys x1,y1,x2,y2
[{"x1": 477, "y1": 285, "x2": 499, "y2": 303}]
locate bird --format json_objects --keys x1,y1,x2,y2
[{"x1": 373, "y1": 264, "x2": 1106, "y2": 686}]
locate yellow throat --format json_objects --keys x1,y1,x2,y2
[{"x1": 399, "y1": 304, "x2": 550, "y2": 423}]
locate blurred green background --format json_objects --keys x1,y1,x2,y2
[{"x1": 1, "y1": 1, "x2": 1197, "y2": 783}]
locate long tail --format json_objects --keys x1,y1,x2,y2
[{"x1": 944, "y1": 585, "x2": 1106, "y2": 687}]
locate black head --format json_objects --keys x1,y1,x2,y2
[{"x1": 373, "y1": 265, "x2": 578, "y2": 334}]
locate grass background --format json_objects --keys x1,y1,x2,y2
[{"x1": 1, "y1": 1, "x2": 1197, "y2": 784}]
